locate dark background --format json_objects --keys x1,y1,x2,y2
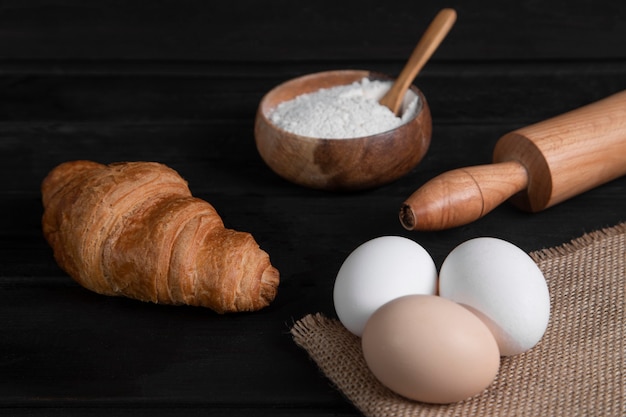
[{"x1": 1, "y1": 1, "x2": 625, "y2": 416}]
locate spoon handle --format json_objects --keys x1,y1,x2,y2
[{"x1": 379, "y1": 8, "x2": 457, "y2": 115}]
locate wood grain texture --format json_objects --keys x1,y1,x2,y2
[
  {"x1": 254, "y1": 70, "x2": 432, "y2": 190},
  {"x1": 402, "y1": 90, "x2": 626, "y2": 230},
  {"x1": 0, "y1": 1, "x2": 623, "y2": 62},
  {"x1": 496, "y1": 90, "x2": 626, "y2": 211},
  {"x1": 1, "y1": 1, "x2": 626, "y2": 416},
  {"x1": 400, "y1": 161, "x2": 529, "y2": 231},
  {"x1": 379, "y1": 8, "x2": 457, "y2": 114}
]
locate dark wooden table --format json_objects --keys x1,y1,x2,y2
[{"x1": 1, "y1": 1, "x2": 625, "y2": 416}]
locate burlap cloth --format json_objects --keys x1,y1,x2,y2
[{"x1": 291, "y1": 223, "x2": 625, "y2": 417}]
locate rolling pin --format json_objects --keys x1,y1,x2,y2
[{"x1": 400, "y1": 90, "x2": 626, "y2": 231}]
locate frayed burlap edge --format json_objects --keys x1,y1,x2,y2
[
  {"x1": 529, "y1": 222, "x2": 626, "y2": 262},
  {"x1": 291, "y1": 222, "x2": 626, "y2": 417}
]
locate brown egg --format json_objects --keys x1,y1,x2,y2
[{"x1": 361, "y1": 295, "x2": 500, "y2": 404}]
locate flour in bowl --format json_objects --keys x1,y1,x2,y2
[{"x1": 268, "y1": 78, "x2": 419, "y2": 139}]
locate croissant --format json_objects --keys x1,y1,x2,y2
[{"x1": 41, "y1": 160, "x2": 279, "y2": 313}]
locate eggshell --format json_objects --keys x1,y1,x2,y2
[
  {"x1": 362, "y1": 294, "x2": 500, "y2": 404},
  {"x1": 439, "y1": 237, "x2": 550, "y2": 356},
  {"x1": 333, "y1": 236, "x2": 437, "y2": 336}
]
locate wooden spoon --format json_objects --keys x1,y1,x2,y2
[{"x1": 379, "y1": 8, "x2": 457, "y2": 115}]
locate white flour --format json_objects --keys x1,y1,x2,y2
[{"x1": 268, "y1": 78, "x2": 418, "y2": 139}]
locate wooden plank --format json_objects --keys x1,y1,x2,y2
[
  {"x1": 0, "y1": 61, "x2": 624, "y2": 126},
  {"x1": 0, "y1": 1, "x2": 623, "y2": 62}
]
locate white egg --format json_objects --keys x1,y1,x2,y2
[
  {"x1": 439, "y1": 237, "x2": 550, "y2": 356},
  {"x1": 333, "y1": 236, "x2": 438, "y2": 336}
]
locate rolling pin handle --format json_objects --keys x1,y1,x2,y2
[{"x1": 400, "y1": 161, "x2": 529, "y2": 231}]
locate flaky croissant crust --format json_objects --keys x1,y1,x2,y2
[{"x1": 42, "y1": 160, "x2": 279, "y2": 313}]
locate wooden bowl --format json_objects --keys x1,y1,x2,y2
[{"x1": 254, "y1": 70, "x2": 432, "y2": 191}]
